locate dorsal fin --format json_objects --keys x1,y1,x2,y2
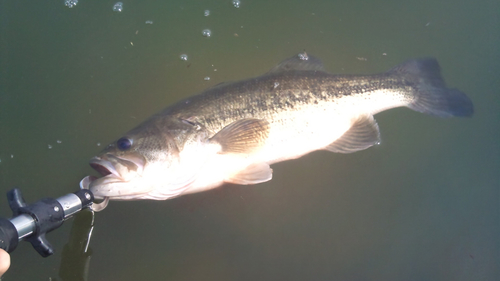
[
  {"x1": 207, "y1": 81, "x2": 232, "y2": 90},
  {"x1": 267, "y1": 52, "x2": 325, "y2": 73}
]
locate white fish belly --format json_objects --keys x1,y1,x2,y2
[
  {"x1": 259, "y1": 107, "x2": 352, "y2": 164},
  {"x1": 256, "y1": 89, "x2": 410, "y2": 164},
  {"x1": 185, "y1": 89, "x2": 410, "y2": 194}
]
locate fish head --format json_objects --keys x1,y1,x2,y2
[{"x1": 86, "y1": 115, "x2": 214, "y2": 202}]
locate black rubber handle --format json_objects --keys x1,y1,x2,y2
[{"x1": 0, "y1": 218, "x2": 19, "y2": 253}]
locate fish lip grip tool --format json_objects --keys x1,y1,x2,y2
[{"x1": 0, "y1": 188, "x2": 94, "y2": 257}]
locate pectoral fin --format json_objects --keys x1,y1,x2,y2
[
  {"x1": 325, "y1": 115, "x2": 381, "y2": 153},
  {"x1": 225, "y1": 162, "x2": 273, "y2": 185},
  {"x1": 210, "y1": 119, "x2": 270, "y2": 154}
]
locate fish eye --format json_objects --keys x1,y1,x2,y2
[{"x1": 116, "y1": 137, "x2": 132, "y2": 151}]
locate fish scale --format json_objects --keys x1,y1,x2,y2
[{"x1": 173, "y1": 72, "x2": 410, "y2": 135}]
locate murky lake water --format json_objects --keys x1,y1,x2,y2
[{"x1": 1, "y1": 0, "x2": 498, "y2": 280}]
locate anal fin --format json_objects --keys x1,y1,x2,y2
[
  {"x1": 325, "y1": 115, "x2": 381, "y2": 153},
  {"x1": 225, "y1": 163, "x2": 273, "y2": 185}
]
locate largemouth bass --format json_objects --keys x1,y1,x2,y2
[{"x1": 81, "y1": 53, "x2": 473, "y2": 211}]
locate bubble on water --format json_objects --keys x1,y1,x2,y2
[
  {"x1": 202, "y1": 29, "x2": 211, "y2": 37},
  {"x1": 48, "y1": 144, "x2": 53, "y2": 149},
  {"x1": 56, "y1": 140, "x2": 62, "y2": 144},
  {"x1": 97, "y1": 142, "x2": 101, "y2": 146},
  {"x1": 11, "y1": 155, "x2": 13, "y2": 158},
  {"x1": 145, "y1": 20, "x2": 153, "y2": 24},
  {"x1": 298, "y1": 52, "x2": 309, "y2": 61},
  {"x1": 204, "y1": 76, "x2": 211, "y2": 81},
  {"x1": 179, "y1": 54, "x2": 188, "y2": 61},
  {"x1": 232, "y1": 0, "x2": 241, "y2": 8},
  {"x1": 204, "y1": 10, "x2": 210, "y2": 16},
  {"x1": 64, "y1": 0, "x2": 78, "y2": 8},
  {"x1": 113, "y1": 2, "x2": 123, "y2": 12}
]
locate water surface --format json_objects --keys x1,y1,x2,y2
[{"x1": 1, "y1": 0, "x2": 498, "y2": 280}]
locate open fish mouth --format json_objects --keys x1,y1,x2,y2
[
  {"x1": 85, "y1": 154, "x2": 147, "y2": 199},
  {"x1": 80, "y1": 154, "x2": 146, "y2": 211},
  {"x1": 90, "y1": 158, "x2": 117, "y2": 178},
  {"x1": 89, "y1": 154, "x2": 143, "y2": 179}
]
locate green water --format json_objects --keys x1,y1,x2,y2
[{"x1": 1, "y1": 0, "x2": 498, "y2": 280}]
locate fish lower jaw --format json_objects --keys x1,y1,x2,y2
[
  {"x1": 86, "y1": 174, "x2": 153, "y2": 199},
  {"x1": 90, "y1": 175, "x2": 198, "y2": 201},
  {"x1": 90, "y1": 185, "x2": 155, "y2": 200}
]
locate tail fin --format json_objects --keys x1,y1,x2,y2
[{"x1": 389, "y1": 58, "x2": 473, "y2": 117}]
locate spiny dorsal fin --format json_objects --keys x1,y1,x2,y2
[
  {"x1": 210, "y1": 119, "x2": 270, "y2": 154},
  {"x1": 208, "y1": 81, "x2": 232, "y2": 90},
  {"x1": 225, "y1": 162, "x2": 273, "y2": 185},
  {"x1": 325, "y1": 115, "x2": 381, "y2": 153},
  {"x1": 267, "y1": 52, "x2": 325, "y2": 73}
]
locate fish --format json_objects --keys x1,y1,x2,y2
[{"x1": 80, "y1": 53, "x2": 473, "y2": 211}]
